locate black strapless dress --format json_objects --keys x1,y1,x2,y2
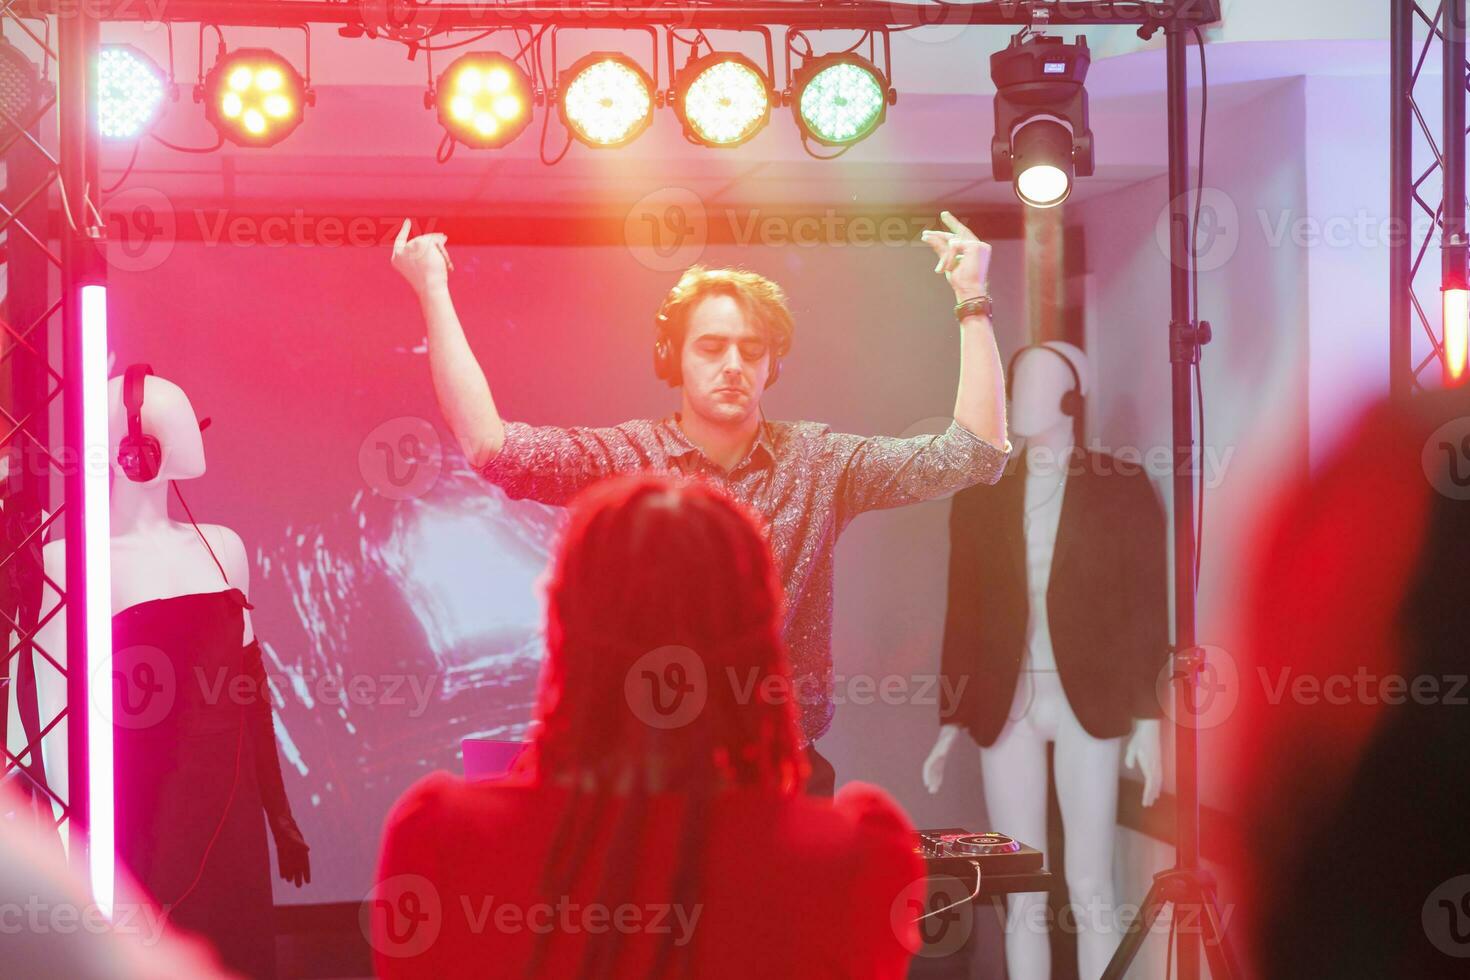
[{"x1": 112, "y1": 587, "x2": 278, "y2": 979}]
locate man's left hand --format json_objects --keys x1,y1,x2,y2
[{"x1": 921, "y1": 210, "x2": 992, "y2": 302}]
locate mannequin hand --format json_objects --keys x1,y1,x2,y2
[
  {"x1": 920, "y1": 211, "x2": 992, "y2": 301},
  {"x1": 391, "y1": 218, "x2": 454, "y2": 295},
  {"x1": 923, "y1": 724, "x2": 963, "y2": 795},
  {"x1": 1124, "y1": 719, "x2": 1163, "y2": 808},
  {"x1": 271, "y1": 815, "x2": 311, "y2": 888}
]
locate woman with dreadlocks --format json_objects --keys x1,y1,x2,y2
[{"x1": 371, "y1": 473, "x2": 926, "y2": 978}]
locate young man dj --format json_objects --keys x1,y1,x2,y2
[{"x1": 390, "y1": 212, "x2": 1010, "y2": 795}]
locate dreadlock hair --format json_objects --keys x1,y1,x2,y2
[{"x1": 521, "y1": 473, "x2": 807, "y2": 978}]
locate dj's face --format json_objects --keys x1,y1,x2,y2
[{"x1": 679, "y1": 295, "x2": 771, "y2": 426}]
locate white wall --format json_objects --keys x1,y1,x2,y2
[
  {"x1": 1071, "y1": 74, "x2": 1312, "y2": 971},
  {"x1": 1304, "y1": 73, "x2": 1394, "y2": 467}
]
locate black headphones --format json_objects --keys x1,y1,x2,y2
[
  {"x1": 116, "y1": 364, "x2": 212, "y2": 482},
  {"x1": 1006, "y1": 344, "x2": 1084, "y2": 418},
  {"x1": 652, "y1": 296, "x2": 783, "y2": 390},
  {"x1": 118, "y1": 363, "x2": 163, "y2": 482}
]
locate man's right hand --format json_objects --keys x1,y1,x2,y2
[{"x1": 391, "y1": 218, "x2": 453, "y2": 295}]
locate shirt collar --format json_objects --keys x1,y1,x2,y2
[{"x1": 664, "y1": 412, "x2": 776, "y2": 469}]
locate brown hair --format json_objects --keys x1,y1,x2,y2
[{"x1": 655, "y1": 265, "x2": 795, "y2": 364}]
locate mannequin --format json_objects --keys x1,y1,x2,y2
[
  {"x1": 922, "y1": 342, "x2": 1167, "y2": 980},
  {"x1": 31, "y1": 366, "x2": 308, "y2": 978}
]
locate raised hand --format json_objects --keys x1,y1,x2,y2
[
  {"x1": 391, "y1": 218, "x2": 454, "y2": 296},
  {"x1": 921, "y1": 210, "x2": 992, "y2": 301}
]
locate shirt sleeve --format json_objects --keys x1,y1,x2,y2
[
  {"x1": 477, "y1": 420, "x2": 640, "y2": 506},
  {"x1": 829, "y1": 419, "x2": 1011, "y2": 522},
  {"x1": 242, "y1": 639, "x2": 294, "y2": 827}
]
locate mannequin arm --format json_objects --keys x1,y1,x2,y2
[
  {"x1": 244, "y1": 639, "x2": 310, "y2": 886},
  {"x1": 923, "y1": 724, "x2": 965, "y2": 794},
  {"x1": 1123, "y1": 718, "x2": 1163, "y2": 807}
]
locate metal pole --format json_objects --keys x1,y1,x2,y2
[
  {"x1": 58, "y1": 0, "x2": 96, "y2": 870},
  {"x1": 13, "y1": 0, "x2": 1221, "y2": 28},
  {"x1": 1446, "y1": 0, "x2": 1468, "y2": 387},
  {"x1": 1391, "y1": 0, "x2": 1412, "y2": 401},
  {"x1": 1164, "y1": 26, "x2": 1201, "y2": 980}
]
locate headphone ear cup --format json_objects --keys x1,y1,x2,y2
[
  {"x1": 118, "y1": 435, "x2": 162, "y2": 482},
  {"x1": 653, "y1": 334, "x2": 681, "y2": 387},
  {"x1": 139, "y1": 437, "x2": 162, "y2": 481},
  {"x1": 1060, "y1": 390, "x2": 1084, "y2": 418}
]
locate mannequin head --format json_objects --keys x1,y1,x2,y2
[
  {"x1": 1008, "y1": 341, "x2": 1089, "y2": 441},
  {"x1": 107, "y1": 369, "x2": 206, "y2": 485}
]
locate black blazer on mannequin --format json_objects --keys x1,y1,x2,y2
[{"x1": 939, "y1": 449, "x2": 1169, "y2": 747}]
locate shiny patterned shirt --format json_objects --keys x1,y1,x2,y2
[{"x1": 479, "y1": 414, "x2": 1010, "y2": 742}]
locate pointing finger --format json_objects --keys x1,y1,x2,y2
[
  {"x1": 394, "y1": 218, "x2": 411, "y2": 250},
  {"x1": 940, "y1": 210, "x2": 975, "y2": 239}
]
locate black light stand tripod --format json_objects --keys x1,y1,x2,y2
[{"x1": 1100, "y1": 23, "x2": 1240, "y2": 980}]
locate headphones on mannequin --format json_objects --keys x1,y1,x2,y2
[
  {"x1": 1006, "y1": 344, "x2": 1084, "y2": 418},
  {"x1": 652, "y1": 296, "x2": 783, "y2": 390},
  {"x1": 117, "y1": 363, "x2": 212, "y2": 482},
  {"x1": 118, "y1": 364, "x2": 163, "y2": 482}
]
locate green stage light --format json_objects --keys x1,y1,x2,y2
[{"x1": 793, "y1": 54, "x2": 889, "y2": 147}]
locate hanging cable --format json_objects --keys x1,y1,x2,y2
[{"x1": 102, "y1": 141, "x2": 142, "y2": 194}]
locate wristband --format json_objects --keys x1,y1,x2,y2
[{"x1": 954, "y1": 295, "x2": 993, "y2": 323}]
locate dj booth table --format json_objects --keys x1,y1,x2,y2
[{"x1": 912, "y1": 830, "x2": 1055, "y2": 979}]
